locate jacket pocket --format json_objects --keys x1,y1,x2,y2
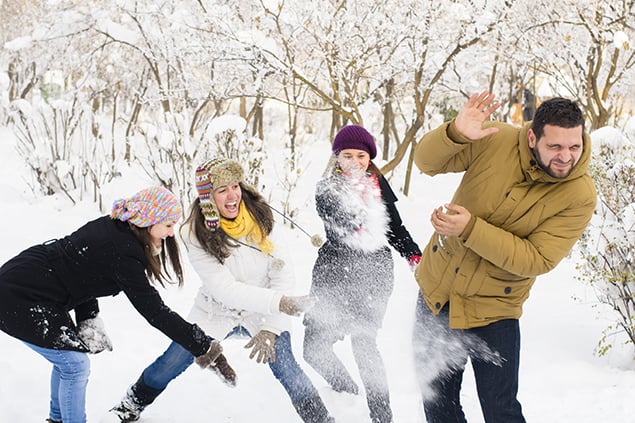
[
  {"x1": 470, "y1": 275, "x2": 534, "y2": 319},
  {"x1": 416, "y1": 235, "x2": 452, "y2": 295}
]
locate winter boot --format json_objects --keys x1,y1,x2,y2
[
  {"x1": 329, "y1": 376, "x2": 359, "y2": 395},
  {"x1": 45, "y1": 419, "x2": 62, "y2": 423},
  {"x1": 109, "y1": 375, "x2": 163, "y2": 422},
  {"x1": 293, "y1": 394, "x2": 335, "y2": 423}
]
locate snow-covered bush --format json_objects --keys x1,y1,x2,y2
[
  {"x1": 204, "y1": 115, "x2": 265, "y2": 191},
  {"x1": 135, "y1": 113, "x2": 265, "y2": 209},
  {"x1": 576, "y1": 121, "x2": 635, "y2": 356},
  {"x1": 10, "y1": 96, "x2": 117, "y2": 208}
]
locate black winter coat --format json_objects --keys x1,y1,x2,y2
[
  {"x1": 305, "y1": 171, "x2": 421, "y2": 332},
  {"x1": 0, "y1": 216, "x2": 210, "y2": 355}
]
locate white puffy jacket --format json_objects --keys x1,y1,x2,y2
[{"x1": 182, "y1": 223, "x2": 294, "y2": 339}]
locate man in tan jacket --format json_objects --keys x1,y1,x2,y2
[{"x1": 412, "y1": 91, "x2": 596, "y2": 423}]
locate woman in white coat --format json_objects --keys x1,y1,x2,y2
[{"x1": 111, "y1": 158, "x2": 332, "y2": 423}]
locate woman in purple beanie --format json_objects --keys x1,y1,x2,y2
[
  {"x1": 303, "y1": 125, "x2": 422, "y2": 423},
  {"x1": 0, "y1": 186, "x2": 233, "y2": 423}
]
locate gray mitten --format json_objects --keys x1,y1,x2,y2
[
  {"x1": 244, "y1": 330, "x2": 277, "y2": 363},
  {"x1": 279, "y1": 295, "x2": 316, "y2": 316},
  {"x1": 76, "y1": 317, "x2": 113, "y2": 354}
]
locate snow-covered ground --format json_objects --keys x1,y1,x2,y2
[{"x1": 0, "y1": 125, "x2": 633, "y2": 422}]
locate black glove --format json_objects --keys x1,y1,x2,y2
[
  {"x1": 244, "y1": 330, "x2": 277, "y2": 363},
  {"x1": 77, "y1": 317, "x2": 113, "y2": 354}
]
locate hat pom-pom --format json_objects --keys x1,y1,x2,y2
[
  {"x1": 111, "y1": 198, "x2": 131, "y2": 221},
  {"x1": 311, "y1": 234, "x2": 324, "y2": 248},
  {"x1": 272, "y1": 258, "x2": 286, "y2": 271}
]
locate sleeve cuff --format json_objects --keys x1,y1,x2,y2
[
  {"x1": 447, "y1": 120, "x2": 475, "y2": 145},
  {"x1": 460, "y1": 215, "x2": 477, "y2": 243},
  {"x1": 270, "y1": 292, "x2": 284, "y2": 315}
]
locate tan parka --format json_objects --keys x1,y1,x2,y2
[{"x1": 413, "y1": 120, "x2": 597, "y2": 329}]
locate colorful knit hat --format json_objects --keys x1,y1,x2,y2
[
  {"x1": 332, "y1": 125, "x2": 377, "y2": 159},
  {"x1": 195, "y1": 158, "x2": 245, "y2": 231},
  {"x1": 111, "y1": 186, "x2": 182, "y2": 228}
]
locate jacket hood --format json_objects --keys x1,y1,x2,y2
[{"x1": 518, "y1": 122, "x2": 592, "y2": 183}]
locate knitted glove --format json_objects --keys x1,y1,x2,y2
[
  {"x1": 408, "y1": 255, "x2": 422, "y2": 271},
  {"x1": 279, "y1": 295, "x2": 316, "y2": 316},
  {"x1": 76, "y1": 317, "x2": 113, "y2": 354},
  {"x1": 244, "y1": 330, "x2": 277, "y2": 364},
  {"x1": 209, "y1": 353, "x2": 237, "y2": 387},
  {"x1": 194, "y1": 340, "x2": 223, "y2": 369}
]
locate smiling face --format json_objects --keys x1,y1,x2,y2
[
  {"x1": 148, "y1": 222, "x2": 176, "y2": 247},
  {"x1": 528, "y1": 124, "x2": 583, "y2": 178},
  {"x1": 213, "y1": 181, "x2": 242, "y2": 219},
  {"x1": 337, "y1": 148, "x2": 371, "y2": 173}
]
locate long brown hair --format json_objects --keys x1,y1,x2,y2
[
  {"x1": 182, "y1": 182, "x2": 274, "y2": 263},
  {"x1": 129, "y1": 224, "x2": 184, "y2": 288},
  {"x1": 366, "y1": 161, "x2": 382, "y2": 176}
]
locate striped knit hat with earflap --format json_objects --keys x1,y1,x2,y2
[
  {"x1": 195, "y1": 158, "x2": 245, "y2": 231},
  {"x1": 110, "y1": 186, "x2": 182, "y2": 227}
]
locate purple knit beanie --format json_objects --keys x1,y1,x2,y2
[
  {"x1": 110, "y1": 186, "x2": 182, "y2": 228},
  {"x1": 332, "y1": 125, "x2": 377, "y2": 159}
]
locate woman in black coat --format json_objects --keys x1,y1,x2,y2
[
  {"x1": 303, "y1": 125, "x2": 421, "y2": 423},
  {"x1": 0, "y1": 186, "x2": 233, "y2": 423}
]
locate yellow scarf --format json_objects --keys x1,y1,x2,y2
[{"x1": 220, "y1": 201, "x2": 274, "y2": 255}]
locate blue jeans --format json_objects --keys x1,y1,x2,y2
[
  {"x1": 412, "y1": 295, "x2": 525, "y2": 423},
  {"x1": 142, "y1": 328, "x2": 318, "y2": 406},
  {"x1": 24, "y1": 342, "x2": 90, "y2": 423}
]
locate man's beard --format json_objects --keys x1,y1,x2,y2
[{"x1": 532, "y1": 149, "x2": 574, "y2": 179}]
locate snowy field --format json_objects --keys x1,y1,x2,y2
[{"x1": 0, "y1": 125, "x2": 633, "y2": 422}]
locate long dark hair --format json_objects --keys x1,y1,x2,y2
[
  {"x1": 129, "y1": 224, "x2": 184, "y2": 288},
  {"x1": 366, "y1": 161, "x2": 382, "y2": 177},
  {"x1": 182, "y1": 182, "x2": 274, "y2": 263}
]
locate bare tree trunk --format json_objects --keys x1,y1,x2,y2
[
  {"x1": 111, "y1": 90, "x2": 119, "y2": 163},
  {"x1": 381, "y1": 79, "x2": 395, "y2": 161},
  {"x1": 125, "y1": 85, "x2": 147, "y2": 163},
  {"x1": 252, "y1": 94, "x2": 264, "y2": 140},
  {"x1": 7, "y1": 62, "x2": 18, "y2": 101},
  {"x1": 239, "y1": 91, "x2": 247, "y2": 119},
  {"x1": 91, "y1": 95, "x2": 100, "y2": 139},
  {"x1": 189, "y1": 98, "x2": 210, "y2": 137},
  {"x1": 403, "y1": 141, "x2": 416, "y2": 197},
  {"x1": 20, "y1": 62, "x2": 38, "y2": 99}
]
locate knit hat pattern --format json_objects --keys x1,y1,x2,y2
[
  {"x1": 195, "y1": 157, "x2": 245, "y2": 231},
  {"x1": 331, "y1": 125, "x2": 377, "y2": 159},
  {"x1": 111, "y1": 186, "x2": 182, "y2": 228}
]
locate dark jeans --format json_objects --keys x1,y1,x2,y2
[{"x1": 413, "y1": 295, "x2": 525, "y2": 423}]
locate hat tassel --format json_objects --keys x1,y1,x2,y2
[{"x1": 268, "y1": 205, "x2": 324, "y2": 247}]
